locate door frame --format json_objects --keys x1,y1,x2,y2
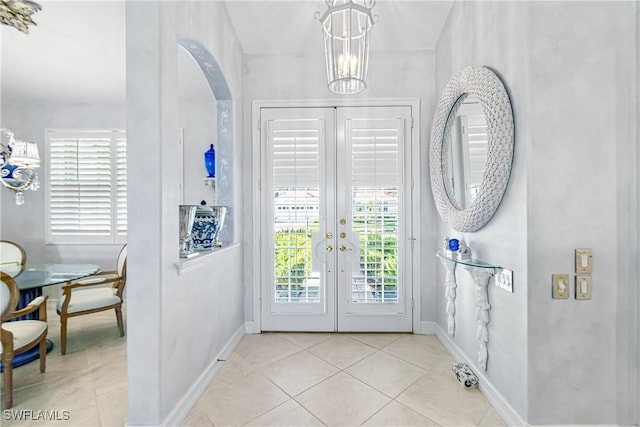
[{"x1": 250, "y1": 98, "x2": 421, "y2": 333}]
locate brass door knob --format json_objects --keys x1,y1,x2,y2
[
  {"x1": 326, "y1": 232, "x2": 333, "y2": 239},
  {"x1": 339, "y1": 232, "x2": 346, "y2": 239},
  {"x1": 326, "y1": 245, "x2": 333, "y2": 252},
  {"x1": 339, "y1": 245, "x2": 347, "y2": 252}
]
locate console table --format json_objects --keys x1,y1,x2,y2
[{"x1": 436, "y1": 250, "x2": 512, "y2": 371}]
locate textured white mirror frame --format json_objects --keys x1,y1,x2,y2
[{"x1": 429, "y1": 65, "x2": 514, "y2": 232}]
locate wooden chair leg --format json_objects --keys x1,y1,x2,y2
[
  {"x1": 115, "y1": 307, "x2": 124, "y2": 337},
  {"x1": 39, "y1": 338, "x2": 47, "y2": 373},
  {"x1": 2, "y1": 352, "x2": 14, "y2": 409},
  {"x1": 60, "y1": 316, "x2": 68, "y2": 355}
]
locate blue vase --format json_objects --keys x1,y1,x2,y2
[{"x1": 204, "y1": 144, "x2": 215, "y2": 178}]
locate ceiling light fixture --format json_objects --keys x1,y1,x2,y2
[
  {"x1": 1, "y1": 128, "x2": 40, "y2": 205},
  {"x1": 0, "y1": 0, "x2": 41, "y2": 34},
  {"x1": 316, "y1": 0, "x2": 377, "y2": 95}
]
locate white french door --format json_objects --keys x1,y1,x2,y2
[{"x1": 260, "y1": 106, "x2": 414, "y2": 332}]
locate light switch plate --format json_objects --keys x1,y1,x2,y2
[
  {"x1": 575, "y1": 274, "x2": 592, "y2": 300},
  {"x1": 494, "y1": 268, "x2": 513, "y2": 293},
  {"x1": 575, "y1": 248, "x2": 593, "y2": 274},
  {"x1": 552, "y1": 274, "x2": 569, "y2": 299}
]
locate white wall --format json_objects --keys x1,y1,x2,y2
[
  {"x1": 434, "y1": 1, "x2": 638, "y2": 424},
  {"x1": 126, "y1": 1, "x2": 245, "y2": 424},
  {"x1": 243, "y1": 49, "x2": 439, "y2": 326},
  {"x1": 0, "y1": 104, "x2": 126, "y2": 272}
]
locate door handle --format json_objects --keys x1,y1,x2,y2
[
  {"x1": 339, "y1": 245, "x2": 347, "y2": 252},
  {"x1": 326, "y1": 245, "x2": 333, "y2": 252}
]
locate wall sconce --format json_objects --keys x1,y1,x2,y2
[
  {"x1": 316, "y1": 0, "x2": 377, "y2": 95},
  {"x1": 1, "y1": 128, "x2": 40, "y2": 205}
]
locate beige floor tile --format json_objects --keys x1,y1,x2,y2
[
  {"x1": 296, "y1": 372, "x2": 390, "y2": 426},
  {"x1": 396, "y1": 373, "x2": 490, "y2": 426},
  {"x1": 198, "y1": 371, "x2": 289, "y2": 426},
  {"x1": 235, "y1": 334, "x2": 302, "y2": 368},
  {"x1": 382, "y1": 335, "x2": 449, "y2": 371},
  {"x1": 307, "y1": 335, "x2": 376, "y2": 369},
  {"x1": 345, "y1": 351, "x2": 427, "y2": 398},
  {"x1": 261, "y1": 350, "x2": 339, "y2": 397},
  {"x1": 245, "y1": 399, "x2": 324, "y2": 426},
  {"x1": 278, "y1": 333, "x2": 334, "y2": 349},
  {"x1": 181, "y1": 404, "x2": 214, "y2": 427},
  {"x1": 96, "y1": 384, "x2": 128, "y2": 427},
  {"x1": 363, "y1": 401, "x2": 441, "y2": 426},
  {"x1": 478, "y1": 406, "x2": 506, "y2": 427},
  {"x1": 346, "y1": 333, "x2": 407, "y2": 349}
]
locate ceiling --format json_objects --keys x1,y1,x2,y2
[{"x1": 1, "y1": 0, "x2": 452, "y2": 104}]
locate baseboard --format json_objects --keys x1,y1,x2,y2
[
  {"x1": 158, "y1": 323, "x2": 246, "y2": 427},
  {"x1": 435, "y1": 324, "x2": 528, "y2": 427},
  {"x1": 245, "y1": 320, "x2": 260, "y2": 334},
  {"x1": 418, "y1": 321, "x2": 437, "y2": 335}
]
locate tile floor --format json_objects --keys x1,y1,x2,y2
[
  {"x1": 1, "y1": 300, "x2": 128, "y2": 426},
  {"x1": 2, "y1": 302, "x2": 505, "y2": 427},
  {"x1": 182, "y1": 333, "x2": 506, "y2": 427}
]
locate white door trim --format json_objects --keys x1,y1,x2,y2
[{"x1": 251, "y1": 98, "x2": 421, "y2": 333}]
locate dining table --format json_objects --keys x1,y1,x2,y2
[{"x1": 1, "y1": 263, "x2": 101, "y2": 370}]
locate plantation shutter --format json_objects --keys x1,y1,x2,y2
[
  {"x1": 46, "y1": 130, "x2": 127, "y2": 244},
  {"x1": 269, "y1": 119, "x2": 322, "y2": 188},
  {"x1": 348, "y1": 118, "x2": 402, "y2": 188}
]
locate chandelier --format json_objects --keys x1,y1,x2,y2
[
  {"x1": 1, "y1": 128, "x2": 40, "y2": 205},
  {"x1": 0, "y1": 0, "x2": 41, "y2": 34},
  {"x1": 316, "y1": 0, "x2": 377, "y2": 95}
]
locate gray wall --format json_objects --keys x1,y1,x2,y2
[
  {"x1": 126, "y1": 1, "x2": 245, "y2": 424},
  {"x1": 434, "y1": 1, "x2": 638, "y2": 424},
  {"x1": 243, "y1": 49, "x2": 439, "y2": 326}
]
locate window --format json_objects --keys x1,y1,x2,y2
[{"x1": 46, "y1": 129, "x2": 127, "y2": 244}]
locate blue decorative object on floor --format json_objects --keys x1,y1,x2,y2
[
  {"x1": 0, "y1": 340, "x2": 53, "y2": 372},
  {"x1": 452, "y1": 362, "x2": 479, "y2": 389}
]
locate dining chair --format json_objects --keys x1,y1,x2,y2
[
  {"x1": 56, "y1": 245, "x2": 127, "y2": 355},
  {"x1": 0, "y1": 240, "x2": 26, "y2": 277},
  {"x1": 1, "y1": 271, "x2": 49, "y2": 409}
]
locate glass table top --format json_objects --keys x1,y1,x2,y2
[
  {"x1": 14, "y1": 263, "x2": 101, "y2": 290},
  {"x1": 436, "y1": 249, "x2": 501, "y2": 269}
]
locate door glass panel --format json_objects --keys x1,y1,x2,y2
[
  {"x1": 349, "y1": 122, "x2": 401, "y2": 304},
  {"x1": 271, "y1": 123, "x2": 321, "y2": 303}
]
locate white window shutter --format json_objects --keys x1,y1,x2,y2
[{"x1": 46, "y1": 130, "x2": 127, "y2": 244}]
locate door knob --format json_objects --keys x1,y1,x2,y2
[
  {"x1": 326, "y1": 245, "x2": 333, "y2": 252},
  {"x1": 339, "y1": 218, "x2": 346, "y2": 225},
  {"x1": 339, "y1": 232, "x2": 346, "y2": 239},
  {"x1": 326, "y1": 232, "x2": 333, "y2": 239},
  {"x1": 339, "y1": 245, "x2": 347, "y2": 252}
]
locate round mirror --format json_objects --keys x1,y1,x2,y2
[
  {"x1": 442, "y1": 95, "x2": 488, "y2": 210},
  {"x1": 430, "y1": 65, "x2": 514, "y2": 232}
]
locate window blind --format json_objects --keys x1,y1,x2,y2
[{"x1": 46, "y1": 130, "x2": 127, "y2": 244}]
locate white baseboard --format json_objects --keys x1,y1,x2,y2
[
  {"x1": 418, "y1": 321, "x2": 437, "y2": 335},
  {"x1": 245, "y1": 321, "x2": 260, "y2": 334},
  {"x1": 434, "y1": 324, "x2": 527, "y2": 427},
  {"x1": 158, "y1": 323, "x2": 246, "y2": 427}
]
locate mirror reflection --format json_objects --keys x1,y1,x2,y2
[{"x1": 443, "y1": 95, "x2": 488, "y2": 209}]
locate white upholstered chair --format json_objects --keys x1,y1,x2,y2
[
  {"x1": 0, "y1": 240, "x2": 26, "y2": 277},
  {"x1": 1, "y1": 271, "x2": 49, "y2": 409},
  {"x1": 56, "y1": 245, "x2": 127, "y2": 355}
]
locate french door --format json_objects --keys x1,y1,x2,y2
[{"x1": 260, "y1": 106, "x2": 414, "y2": 332}]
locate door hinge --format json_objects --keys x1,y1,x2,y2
[
  {"x1": 410, "y1": 116, "x2": 414, "y2": 129},
  {"x1": 409, "y1": 237, "x2": 416, "y2": 249},
  {"x1": 411, "y1": 178, "x2": 415, "y2": 190}
]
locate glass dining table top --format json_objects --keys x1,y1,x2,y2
[{"x1": 14, "y1": 263, "x2": 101, "y2": 290}]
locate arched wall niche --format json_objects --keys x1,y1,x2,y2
[{"x1": 178, "y1": 38, "x2": 234, "y2": 244}]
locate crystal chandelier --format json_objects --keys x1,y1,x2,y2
[
  {"x1": 316, "y1": 0, "x2": 377, "y2": 95},
  {"x1": 1, "y1": 128, "x2": 40, "y2": 205},
  {"x1": 0, "y1": 0, "x2": 41, "y2": 34}
]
